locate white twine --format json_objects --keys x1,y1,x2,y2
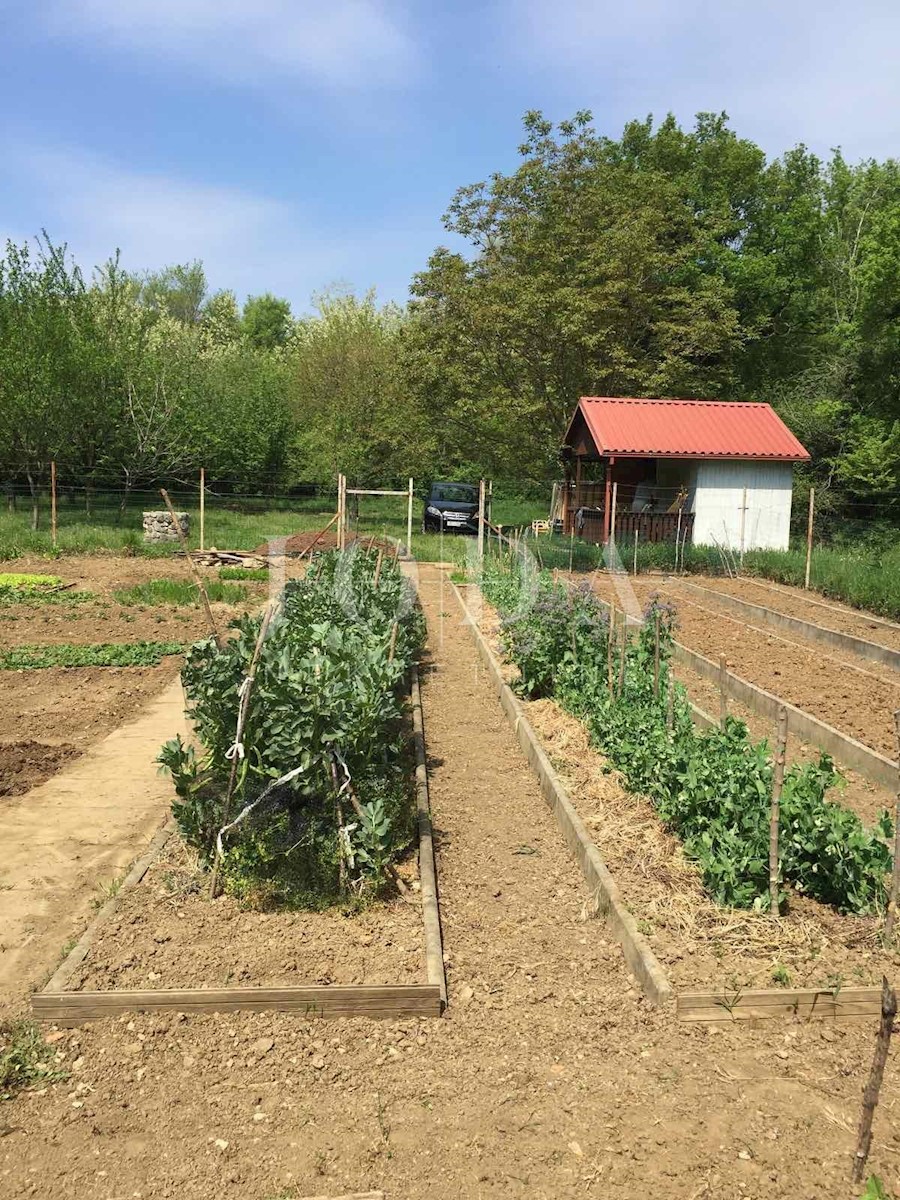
[
  {"x1": 340, "y1": 822, "x2": 358, "y2": 868},
  {"x1": 224, "y1": 741, "x2": 245, "y2": 761},
  {"x1": 215, "y1": 764, "x2": 306, "y2": 860}
]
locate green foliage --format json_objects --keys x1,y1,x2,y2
[
  {"x1": 861, "y1": 1177, "x2": 893, "y2": 1200},
  {"x1": 219, "y1": 566, "x2": 269, "y2": 581},
  {"x1": 242, "y1": 293, "x2": 293, "y2": 349},
  {"x1": 0, "y1": 641, "x2": 185, "y2": 669},
  {"x1": 0, "y1": 1020, "x2": 68, "y2": 1099},
  {"x1": 160, "y1": 547, "x2": 425, "y2": 907},
  {"x1": 114, "y1": 579, "x2": 250, "y2": 606},
  {"x1": 482, "y1": 555, "x2": 892, "y2": 915},
  {"x1": 0, "y1": 573, "x2": 60, "y2": 588}
]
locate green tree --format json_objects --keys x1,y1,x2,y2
[{"x1": 242, "y1": 293, "x2": 293, "y2": 349}]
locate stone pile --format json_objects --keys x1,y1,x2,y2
[{"x1": 142, "y1": 510, "x2": 189, "y2": 544}]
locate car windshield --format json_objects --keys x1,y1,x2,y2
[{"x1": 431, "y1": 483, "x2": 477, "y2": 503}]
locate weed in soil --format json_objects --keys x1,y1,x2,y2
[
  {"x1": 0, "y1": 641, "x2": 186, "y2": 669},
  {"x1": 0, "y1": 1021, "x2": 68, "y2": 1100},
  {"x1": 114, "y1": 579, "x2": 250, "y2": 606}
]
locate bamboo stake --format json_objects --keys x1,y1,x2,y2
[
  {"x1": 606, "y1": 600, "x2": 615, "y2": 696},
  {"x1": 610, "y1": 481, "x2": 618, "y2": 561},
  {"x1": 884, "y1": 710, "x2": 900, "y2": 944},
  {"x1": 633, "y1": 527, "x2": 638, "y2": 576},
  {"x1": 666, "y1": 675, "x2": 675, "y2": 732},
  {"x1": 50, "y1": 460, "x2": 57, "y2": 548},
  {"x1": 675, "y1": 505, "x2": 682, "y2": 573},
  {"x1": 387, "y1": 620, "x2": 399, "y2": 663},
  {"x1": 739, "y1": 485, "x2": 747, "y2": 570},
  {"x1": 209, "y1": 602, "x2": 277, "y2": 898},
  {"x1": 851, "y1": 976, "x2": 897, "y2": 1183},
  {"x1": 373, "y1": 549, "x2": 384, "y2": 589},
  {"x1": 477, "y1": 479, "x2": 486, "y2": 569},
  {"x1": 804, "y1": 487, "x2": 815, "y2": 589},
  {"x1": 653, "y1": 611, "x2": 660, "y2": 699},
  {"x1": 199, "y1": 466, "x2": 206, "y2": 553},
  {"x1": 160, "y1": 488, "x2": 223, "y2": 649},
  {"x1": 406, "y1": 477, "x2": 414, "y2": 557},
  {"x1": 297, "y1": 512, "x2": 338, "y2": 564},
  {"x1": 769, "y1": 706, "x2": 788, "y2": 916},
  {"x1": 718, "y1": 653, "x2": 728, "y2": 728}
]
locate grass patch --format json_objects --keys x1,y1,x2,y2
[
  {"x1": 114, "y1": 579, "x2": 250, "y2": 606},
  {"x1": 0, "y1": 1020, "x2": 68, "y2": 1099},
  {"x1": 219, "y1": 566, "x2": 269, "y2": 581},
  {"x1": 0, "y1": 586, "x2": 96, "y2": 608},
  {"x1": 0, "y1": 641, "x2": 186, "y2": 669}
]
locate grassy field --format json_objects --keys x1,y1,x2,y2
[{"x1": 0, "y1": 493, "x2": 547, "y2": 564}]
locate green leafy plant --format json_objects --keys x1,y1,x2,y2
[
  {"x1": 114, "y1": 579, "x2": 250, "y2": 606},
  {"x1": 861, "y1": 1177, "x2": 893, "y2": 1200},
  {"x1": 0, "y1": 573, "x2": 61, "y2": 588},
  {"x1": 0, "y1": 1020, "x2": 68, "y2": 1099},
  {"x1": 219, "y1": 566, "x2": 269, "y2": 581},
  {"x1": 160, "y1": 547, "x2": 424, "y2": 907},
  {"x1": 482, "y1": 555, "x2": 892, "y2": 915},
  {"x1": 0, "y1": 641, "x2": 186, "y2": 669}
]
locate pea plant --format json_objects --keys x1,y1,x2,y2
[
  {"x1": 482, "y1": 556, "x2": 892, "y2": 915},
  {"x1": 159, "y1": 547, "x2": 425, "y2": 908}
]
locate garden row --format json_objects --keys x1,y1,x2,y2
[
  {"x1": 161, "y1": 545, "x2": 426, "y2": 907},
  {"x1": 480, "y1": 555, "x2": 893, "y2": 918}
]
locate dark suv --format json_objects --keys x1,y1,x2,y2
[{"x1": 422, "y1": 481, "x2": 480, "y2": 534}]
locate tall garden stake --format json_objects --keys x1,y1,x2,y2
[
  {"x1": 718, "y1": 654, "x2": 728, "y2": 728},
  {"x1": 160, "y1": 488, "x2": 223, "y2": 650},
  {"x1": 884, "y1": 709, "x2": 900, "y2": 943},
  {"x1": 769, "y1": 706, "x2": 788, "y2": 915},
  {"x1": 851, "y1": 976, "x2": 897, "y2": 1183},
  {"x1": 606, "y1": 600, "x2": 615, "y2": 696},
  {"x1": 653, "y1": 611, "x2": 660, "y2": 699},
  {"x1": 617, "y1": 614, "x2": 627, "y2": 698},
  {"x1": 209, "y1": 602, "x2": 277, "y2": 899}
]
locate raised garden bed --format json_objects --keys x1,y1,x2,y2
[{"x1": 452, "y1": 570, "x2": 899, "y2": 1021}]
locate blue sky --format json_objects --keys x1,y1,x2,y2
[{"x1": 2, "y1": 0, "x2": 899, "y2": 312}]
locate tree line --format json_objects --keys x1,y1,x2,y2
[{"x1": 2, "y1": 109, "x2": 899, "y2": 536}]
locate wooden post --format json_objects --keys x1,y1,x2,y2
[
  {"x1": 666, "y1": 675, "x2": 675, "y2": 731},
  {"x1": 885, "y1": 710, "x2": 900, "y2": 944},
  {"x1": 610, "y1": 481, "x2": 618, "y2": 557},
  {"x1": 387, "y1": 620, "x2": 399, "y2": 663},
  {"x1": 718, "y1": 653, "x2": 728, "y2": 728},
  {"x1": 199, "y1": 467, "x2": 206, "y2": 553},
  {"x1": 406, "y1": 477, "x2": 414, "y2": 557},
  {"x1": 603, "y1": 460, "x2": 612, "y2": 545},
  {"x1": 373, "y1": 549, "x2": 384, "y2": 589},
  {"x1": 477, "y1": 479, "x2": 486, "y2": 568},
  {"x1": 739, "y1": 486, "x2": 747, "y2": 570},
  {"x1": 50, "y1": 460, "x2": 57, "y2": 548},
  {"x1": 338, "y1": 474, "x2": 345, "y2": 551},
  {"x1": 769, "y1": 706, "x2": 788, "y2": 916},
  {"x1": 675, "y1": 505, "x2": 683, "y2": 574},
  {"x1": 653, "y1": 611, "x2": 660, "y2": 699},
  {"x1": 633, "y1": 527, "x2": 638, "y2": 576},
  {"x1": 804, "y1": 487, "x2": 815, "y2": 589},
  {"x1": 159, "y1": 489, "x2": 223, "y2": 649},
  {"x1": 851, "y1": 976, "x2": 898, "y2": 1183}
]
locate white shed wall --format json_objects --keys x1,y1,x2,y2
[{"x1": 691, "y1": 460, "x2": 794, "y2": 551}]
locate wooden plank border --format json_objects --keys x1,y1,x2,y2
[
  {"x1": 34, "y1": 666, "x2": 446, "y2": 1025},
  {"x1": 451, "y1": 582, "x2": 673, "y2": 1009},
  {"x1": 676, "y1": 578, "x2": 900, "y2": 673},
  {"x1": 677, "y1": 985, "x2": 884, "y2": 1023}
]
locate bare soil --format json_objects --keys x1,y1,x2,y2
[
  {"x1": 2, "y1": 563, "x2": 899, "y2": 1199},
  {"x1": 585, "y1": 572, "x2": 900, "y2": 759},
  {"x1": 73, "y1": 837, "x2": 425, "y2": 991},
  {"x1": 0, "y1": 553, "x2": 263, "y2": 793},
  {"x1": 700, "y1": 574, "x2": 900, "y2": 653}
]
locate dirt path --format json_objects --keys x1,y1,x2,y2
[
  {"x1": 2, "y1": 565, "x2": 897, "y2": 1198},
  {"x1": 0, "y1": 679, "x2": 186, "y2": 1016}
]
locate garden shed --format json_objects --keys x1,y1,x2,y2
[{"x1": 559, "y1": 397, "x2": 810, "y2": 552}]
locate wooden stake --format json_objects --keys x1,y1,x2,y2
[
  {"x1": 477, "y1": 479, "x2": 486, "y2": 569},
  {"x1": 675, "y1": 505, "x2": 682, "y2": 573},
  {"x1": 617, "y1": 614, "x2": 627, "y2": 698},
  {"x1": 633, "y1": 527, "x2": 638, "y2": 576},
  {"x1": 606, "y1": 600, "x2": 615, "y2": 696},
  {"x1": 851, "y1": 976, "x2": 897, "y2": 1183},
  {"x1": 718, "y1": 653, "x2": 728, "y2": 728},
  {"x1": 610, "y1": 481, "x2": 618, "y2": 558},
  {"x1": 804, "y1": 486, "x2": 815, "y2": 589},
  {"x1": 406, "y1": 476, "x2": 414, "y2": 557},
  {"x1": 373, "y1": 548, "x2": 384, "y2": 589},
  {"x1": 50, "y1": 460, "x2": 57, "y2": 548},
  {"x1": 199, "y1": 466, "x2": 206, "y2": 552},
  {"x1": 387, "y1": 620, "x2": 399, "y2": 663},
  {"x1": 653, "y1": 611, "x2": 660, "y2": 699},
  {"x1": 160, "y1": 489, "x2": 222, "y2": 649},
  {"x1": 666, "y1": 675, "x2": 675, "y2": 731},
  {"x1": 884, "y1": 710, "x2": 900, "y2": 944},
  {"x1": 769, "y1": 706, "x2": 788, "y2": 916},
  {"x1": 208, "y1": 602, "x2": 277, "y2": 898},
  {"x1": 739, "y1": 485, "x2": 747, "y2": 570}
]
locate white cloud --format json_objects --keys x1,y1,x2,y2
[
  {"x1": 4, "y1": 143, "x2": 380, "y2": 306},
  {"x1": 44, "y1": 0, "x2": 417, "y2": 91},
  {"x1": 505, "y1": 0, "x2": 900, "y2": 160}
]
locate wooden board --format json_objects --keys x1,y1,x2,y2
[
  {"x1": 677, "y1": 986, "x2": 884, "y2": 1023},
  {"x1": 410, "y1": 662, "x2": 448, "y2": 1007},
  {"x1": 34, "y1": 984, "x2": 442, "y2": 1025}
]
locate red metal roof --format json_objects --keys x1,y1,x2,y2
[{"x1": 565, "y1": 397, "x2": 810, "y2": 461}]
